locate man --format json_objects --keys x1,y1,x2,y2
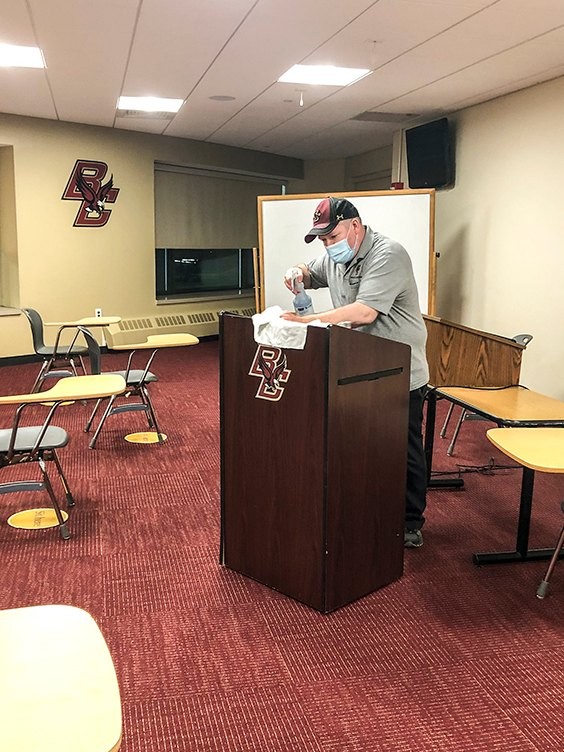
[{"x1": 282, "y1": 196, "x2": 429, "y2": 548}]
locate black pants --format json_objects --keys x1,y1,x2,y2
[{"x1": 405, "y1": 385, "x2": 428, "y2": 531}]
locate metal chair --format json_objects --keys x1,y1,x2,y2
[
  {"x1": 78, "y1": 328, "x2": 199, "y2": 448},
  {"x1": 0, "y1": 402, "x2": 73, "y2": 540},
  {"x1": 536, "y1": 500, "x2": 564, "y2": 599},
  {"x1": 0, "y1": 375, "x2": 125, "y2": 539},
  {"x1": 440, "y1": 333, "x2": 533, "y2": 455},
  {"x1": 22, "y1": 308, "x2": 89, "y2": 392}
]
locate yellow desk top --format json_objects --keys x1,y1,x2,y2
[
  {"x1": 110, "y1": 333, "x2": 199, "y2": 350},
  {"x1": 487, "y1": 427, "x2": 564, "y2": 473},
  {"x1": 47, "y1": 316, "x2": 121, "y2": 327},
  {"x1": 437, "y1": 385, "x2": 564, "y2": 423},
  {"x1": 0, "y1": 604, "x2": 122, "y2": 752},
  {"x1": 0, "y1": 374, "x2": 126, "y2": 405}
]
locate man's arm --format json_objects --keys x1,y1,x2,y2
[{"x1": 281, "y1": 300, "x2": 378, "y2": 327}]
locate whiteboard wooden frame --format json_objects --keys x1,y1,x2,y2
[{"x1": 257, "y1": 189, "x2": 436, "y2": 316}]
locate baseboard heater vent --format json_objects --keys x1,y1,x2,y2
[
  {"x1": 119, "y1": 317, "x2": 154, "y2": 332},
  {"x1": 105, "y1": 304, "x2": 256, "y2": 347}
]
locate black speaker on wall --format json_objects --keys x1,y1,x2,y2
[{"x1": 405, "y1": 117, "x2": 454, "y2": 189}]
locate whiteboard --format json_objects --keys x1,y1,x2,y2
[{"x1": 258, "y1": 190, "x2": 436, "y2": 315}]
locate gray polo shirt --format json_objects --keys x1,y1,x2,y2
[{"x1": 307, "y1": 226, "x2": 429, "y2": 391}]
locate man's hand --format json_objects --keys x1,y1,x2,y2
[
  {"x1": 283, "y1": 266, "x2": 303, "y2": 293},
  {"x1": 281, "y1": 301, "x2": 377, "y2": 327},
  {"x1": 280, "y1": 311, "x2": 316, "y2": 323}
]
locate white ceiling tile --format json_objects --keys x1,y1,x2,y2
[
  {"x1": 0, "y1": 69, "x2": 56, "y2": 119},
  {"x1": 0, "y1": 0, "x2": 563, "y2": 158},
  {"x1": 27, "y1": 0, "x2": 139, "y2": 123}
]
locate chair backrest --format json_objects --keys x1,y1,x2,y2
[
  {"x1": 76, "y1": 326, "x2": 102, "y2": 375},
  {"x1": 21, "y1": 308, "x2": 46, "y2": 352}
]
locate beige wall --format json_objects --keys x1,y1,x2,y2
[
  {"x1": 0, "y1": 147, "x2": 18, "y2": 306},
  {"x1": 429, "y1": 76, "x2": 564, "y2": 398},
  {"x1": 345, "y1": 145, "x2": 393, "y2": 191},
  {"x1": 286, "y1": 158, "x2": 346, "y2": 195},
  {"x1": 0, "y1": 114, "x2": 302, "y2": 357},
  {"x1": 285, "y1": 146, "x2": 393, "y2": 195}
]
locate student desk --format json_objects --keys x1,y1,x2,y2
[
  {"x1": 87, "y1": 332, "x2": 199, "y2": 447},
  {"x1": 46, "y1": 316, "x2": 122, "y2": 327},
  {"x1": 436, "y1": 385, "x2": 564, "y2": 427},
  {"x1": 0, "y1": 373, "x2": 127, "y2": 407},
  {"x1": 424, "y1": 316, "x2": 527, "y2": 488},
  {"x1": 0, "y1": 374, "x2": 127, "y2": 538},
  {"x1": 480, "y1": 427, "x2": 564, "y2": 566},
  {"x1": 426, "y1": 385, "x2": 564, "y2": 487},
  {"x1": 0, "y1": 605, "x2": 122, "y2": 752},
  {"x1": 422, "y1": 316, "x2": 564, "y2": 485},
  {"x1": 31, "y1": 317, "x2": 122, "y2": 391}
]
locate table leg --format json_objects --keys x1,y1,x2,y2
[
  {"x1": 425, "y1": 390, "x2": 464, "y2": 489},
  {"x1": 474, "y1": 467, "x2": 564, "y2": 564}
]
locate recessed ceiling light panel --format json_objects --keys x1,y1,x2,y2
[
  {"x1": 0, "y1": 44, "x2": 44, "y2": 68},
  {"x1": 117, "y1": 96, "x2": 183, "y2": 113},
  {"x1": 278, "y1": 64, "x2": 371, "y2": 87}
]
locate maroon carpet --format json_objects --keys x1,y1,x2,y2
[{"x1": 0, "y1": 341, "x2": 562, "y2": 751}]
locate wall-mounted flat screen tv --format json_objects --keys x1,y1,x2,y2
[
  {"x1": 156, "y1": 248, "x2": 254, "y2": 299},
  {"x1": 405, "y1": 117, "x2": 454, "y2": 189}
]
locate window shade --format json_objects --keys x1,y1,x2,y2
[{"x1": 154, "y1": 165, "x2": 284, "y2": 248}]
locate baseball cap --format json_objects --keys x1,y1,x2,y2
[{"x1": 304, "y1": 197, "x2": 360, "y2": 243}]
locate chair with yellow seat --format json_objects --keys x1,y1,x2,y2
[
  {"x1": 79, "y1": 329, "x2": 200, "y2": 448},
  {"x1": 0, "y1": 374, "x2": 126, "y2": 540}
]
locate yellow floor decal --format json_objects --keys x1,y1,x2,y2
[
  {"x1": 124, "y1": 431, "x2": 167, "y2": 444},
  {"x1": 8, "y1": 508, "x2": 69, "y2": 530}
]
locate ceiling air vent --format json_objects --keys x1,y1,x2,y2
[{"x1": 351, "y1": 111, "x2": 417, "y2": 123}]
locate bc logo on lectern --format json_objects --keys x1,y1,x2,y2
[
  {"x1": 62, "y1": 159, "x2": 120, "y2": 227},
  {"x1": 249, "y1": 345, "x2": 291, "y2": 401}
]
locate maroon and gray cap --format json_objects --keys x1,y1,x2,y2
[{"x1": 304, "y1": 197, "x2": 360, "y2": 243}]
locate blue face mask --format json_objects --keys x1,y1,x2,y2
[{"x1": 325, "y1": 224, "x2": 358, "y2": 264}]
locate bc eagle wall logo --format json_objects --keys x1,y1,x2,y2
[
  {"x1": 62, "y1": 160, "x2": 120, "y2": 227},
  {"x1": 249, "y1": 345, "x2": 291, "y2": 401}
]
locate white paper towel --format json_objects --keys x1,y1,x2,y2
[{"x1": 252, "y1": 306, "x2": 311, "y2": 349}]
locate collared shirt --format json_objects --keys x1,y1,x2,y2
[{"x1": 307, "y1": 226, "x2": 429, "y2": 391}]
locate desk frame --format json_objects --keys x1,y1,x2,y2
[
  {"x1": 423, "y1": 315, "x2": 564, "y2": 565},
  {"x1": 473, "y1": 465, "x2": 564, "y2": 565},
  {"x1": 425, "y1": 388, "x2": 564, "y2": 565}
]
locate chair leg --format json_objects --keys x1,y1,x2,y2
[
  {"x1": 31, "y1": 360, "x2": 51, "y2": 393},
  {"x1": 447, "y1": 409, "x2": 467, "y2": 456},
  {"x1": 536, "y1": 523, "x2": 564, "y2": 598},
  {"x1": 50, "y1": 450, "x2": 75, "y2": 507},
  {"x1": 88, "y1": 394, "x2": 117, "y2": 448},
  {"x1": 85, "y1": 398, "x2": 104, "y2": 433},
  {"x1": 440, "y1": 402, "x2": 456, "y2": 439},
  {"x1": 38, "y1": 457, "x2": 70, "y2": 540},
  {"x1": 141, "y1": 386, "x2": 165, "y2": 443}
]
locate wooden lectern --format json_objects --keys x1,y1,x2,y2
[{"x1": 219, "y1": 313, "x2": 411, "y2": 613}]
